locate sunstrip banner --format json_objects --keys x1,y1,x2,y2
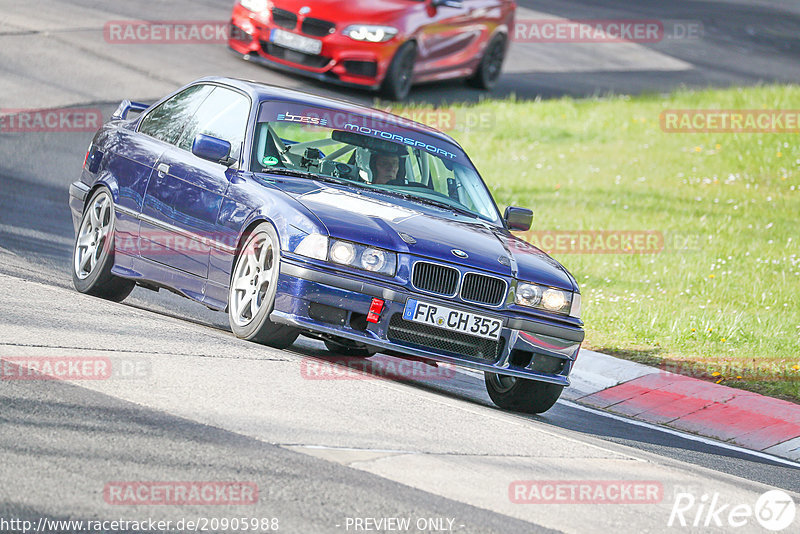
[{"x1": 259, "y1": 102, "x2": 469, "y2": 165}]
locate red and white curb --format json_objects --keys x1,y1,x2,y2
[{"x1": 565, "y1": 349, "x2": 800, "y2": 462}]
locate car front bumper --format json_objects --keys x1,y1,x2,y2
[
  {"x1": 272, "y1": 257, "x2": 584, "y2": 386},
  {"x1": 228, "y1": 5, "x2": 397, "y2": 90}
]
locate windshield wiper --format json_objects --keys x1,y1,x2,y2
[
  {"x1": 394, "y1": 193, "x2": 478, "y2": 219},
  {"x1": 260, "y1": 167, "x2": 351, "y2": 187},
  {"x1": 362, "y1": 187, "x2": 476, "y2": 218},
  {"x1": 261, "y1": 167, "x2": 318, "y2": 179}
]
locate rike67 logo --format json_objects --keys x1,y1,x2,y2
[{"x1": 669, "y1": 490, "x2": 797, "y2": 531}]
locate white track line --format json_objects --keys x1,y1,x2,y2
[
  {"x1": 455, "y1": 367, "x2": 800, "y2": 469},
  {"x1": 559, "y1": 399, "x2": 800, "y2": 469}
]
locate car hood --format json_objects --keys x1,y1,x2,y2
[
  {"x1": 272, "y1": 0, "x2": 411, "y2": 24},
  {"x1": 286, "y1": 184, "x2": 577, "y2": 291}
]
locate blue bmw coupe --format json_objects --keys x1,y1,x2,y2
[{"x1": 69, "y1": 77, "x2": 583, "y2": 413}]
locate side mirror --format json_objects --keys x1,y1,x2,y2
[
  {"x1": 192, "y1": 134, "x2": 234, "y2": 166},
  {"x1": 504, "y1": 206, "x2": 533, "y2": 232}
]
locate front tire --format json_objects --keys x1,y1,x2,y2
[
  {"x1": 466, "y1": 34, "x2": 507, "y2": 90},
  {"x1": 72, "y1": 188, "x2": 135, "y2": 302},
  {"x1": 324, "y1": 337, "x2": 377, "y2": 358},
  {"x1": 228, "y1": 223, "x2": 299, "y2": 349},
  {"x1": 484, "y1": 372, "x2": 563, "y2": 414},
  {"x1": 381, "y1": 41, "x2": 417, "y2": 101}
]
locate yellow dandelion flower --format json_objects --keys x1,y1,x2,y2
[
  {"x1": 712, "y1": 371, "x2": 721, "y2": 377},
  {"x1": 691, "y1": 328, "x2": 696, "y2": 332},
  {"x1": 694, "y1": 146, "x2": 702, "y2": 152},
  {"x1": 777, "y1": 152, "x2": 782, "y2": 157},
  {"x1": 793, "y1": 364, "x2": 800, "y2": 371},
  {"x1": 709, "y1": 274, "x2": 715, "y2": 279},
  {"x1": 736, "y1": 376, "x2": 742, "y2": 379},
  {"x1": 721, "y1": 338, "x2": 726, "y2": 342},
  {"x1": 715, "y1": 144, "x2": 721, "y2": 150},
  {"x1": 715, "y1": 379, "x2": 723, "y2": 384},
  {"x1": 708, "y1": 328, "x2": 713, "y2": 332}
]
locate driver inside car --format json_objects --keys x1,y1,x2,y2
[{"x1": 370, "y1": 152, "x2": 404, "y2": 185}]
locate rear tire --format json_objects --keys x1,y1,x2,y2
[
  {"x1": 382, "y1": 41, "x2": 417, "y2": 101},
  {"x1": 484, "y1": 372, "x2": 563, "y2": 414},
  {"x1": 228, "y1": 223, "x2": 299, "y2": 349},
  {"x1": 466, "y1": 34, "x2": 507, "y2": 90},
  {"x1": 72, "y1": 188, "x2": 135, "y2": 302}
]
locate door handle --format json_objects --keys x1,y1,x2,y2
[{"x1": 156, "y1": 163, "x2": 170, "y2": 177}]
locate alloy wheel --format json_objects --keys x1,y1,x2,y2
[
  {"x1": 230, "y1": 232, "x2": 276, "y2": 327},
  {"x1": 74, "y1": 192, "x2": 112, "y2": 280}
]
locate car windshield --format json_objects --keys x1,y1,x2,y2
[{"x1": 251, "y1": 102, "x2": 502, "y2": 224}]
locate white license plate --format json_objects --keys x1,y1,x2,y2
[
  {"x1": 271, "y1": 28, "x2": 322, "y2": 55},
  {"x1": 403, "y1": 299, "x2": 503, "y2": 341}
]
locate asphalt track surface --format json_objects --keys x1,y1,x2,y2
[{"x1": 1, "y1": 1, "x2": 799, "y2": 533}]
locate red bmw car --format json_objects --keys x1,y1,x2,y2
[{"x1": 229, "y1": 0, "x2": 515, "y2": 100}]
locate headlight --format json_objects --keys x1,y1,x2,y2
[
  {"x1": 329, "y1": 240, "x2": 397, "y2": 277},
  {"x1": 516, "y1": 283, "x2": 542, "y2": 307},
  {"x1": 343, "y1": 25, "x2": 398, "y2": 43},
  {"x1": 240, "y1": 0, "x2": 268, "y2": 12},
  {"x1": 542, "y1": 289, "x2": 568, "y2": 311},
  {"x1": 294, "y1": 234, "x2": 328, "y2": 260},
  {"x1": 515, "y1": 282, "x2": 575, "y2": 316},
  {"x1": 331, "y1": 241, "x2": 357, "y2": 265},
  {"x1": 361, "y1": 248, "x2": 388, "y2": 272}
]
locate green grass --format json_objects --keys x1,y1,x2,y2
[{"x1": 386, "y1": 86, "x2": 800, "y2": 401}]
